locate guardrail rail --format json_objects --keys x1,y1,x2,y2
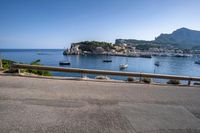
[{"x1": 11, "y1": 63, "x2": 200, "y2": 86}]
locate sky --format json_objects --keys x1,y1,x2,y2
[{"x1": 0, "y1": 0, "x2": 200, "y2": 49}]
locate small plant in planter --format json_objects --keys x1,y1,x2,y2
[
  {"x1": 167, "y1": 79, "x2": 180, "y2": 85},
  {"x1": 127, "y1": 77, "x2": 134, "y2": 82},
  {"x1": 142, "y1": 77, "x2": 151, "y2": 84},
  {"x1": 194, "y1": 82, "x2": 200, "y2": 86}
]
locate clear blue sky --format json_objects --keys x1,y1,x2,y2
[{"x1": 0, "y1": 0, "x2": 200, "y2": 49}]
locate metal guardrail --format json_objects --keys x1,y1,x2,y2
[{"x1": 11, "y1": 63, "x2": 200, "y2": 85}]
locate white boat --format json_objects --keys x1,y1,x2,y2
[
  {"x1": 120, "y1": 57, "x2": 128, "y2": 69},
  {"x1": 119, "y1": 64, "x2": 128, "y2": 69}
]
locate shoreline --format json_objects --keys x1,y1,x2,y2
[{"x1": 64, "y1": 52, "x2": 197, "y2": 58}]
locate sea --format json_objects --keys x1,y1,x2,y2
[{"x1": 1, "y1": 49, "x2": 200, "y2": 82}]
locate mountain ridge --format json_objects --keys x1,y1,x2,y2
[{"x1": 116, "y1": 28, "x2": 200, "y2": 49}]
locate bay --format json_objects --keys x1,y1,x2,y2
[{"x1": 1, "y1": 49, "x2": 200, "y2": 80}]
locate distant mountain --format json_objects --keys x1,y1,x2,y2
[
  {"x1": 155, "y1": 28, "x2": 200, "y2": 49},
  {"x1": 116, "y1": 28, "x2": 200, "y2": 49}
]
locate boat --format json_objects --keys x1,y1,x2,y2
[
  {"x1": 195, "y1": 60, "x2": 200, "y2": 65},
  {"x1": 59, "y1": 61, "x2": 71, "y2": 65},
  {"x1": 119, "y1": 57, "x2": 128, "y2": 69},
  {"x1": 37, "y1": 51, "x2": 50, "y2": 55},
  {"x1": 103, "y1": 59, "x2": 112, "y2": 63},
  {"x1": 103, "y1": 54, "x2": 112, "y2": 63},
  {"x1": 140, "y1": 55, "x2": 152, "y2": 58},
  {"x1": 154, "y1": 61, "x2": 160, "y2": 67},
  {"x1": 95, "y1": 75, "x2": 110, "y2": 80},
  {"x1": 119, "y1": 64, "x2": 128, "y2": 69},
  {"x1": 174, "y1": 54, "x2": 192, "y2": 57}
]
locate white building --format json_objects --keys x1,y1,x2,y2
[{"x1": 149, "y1": 48, "x2": 160, "y2": 52}]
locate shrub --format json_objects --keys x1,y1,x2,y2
[
  {"x1": 2, "y1": 59, "x2": 15, "y2": 69},
  {"x1": 127, "y1": 77, "x2": 134, "y2": 82},
  {"x1": 194, "y1": 82, "x2": 200, "y2": 85},
  {"x1": 1, "y1": 59, "x2": 19, "y2": 73},
  {"x1": 167, "y1": 79, "x2": 180, "y2": 85},
  {"x1": 30, "y1": 59, "x2": 41, "y2": 65},
  {"x1": 25, "y1": 59, "x2": 52, "y2": 76},
  {"x1": 2, "y1": 59, "x2": 51, "y2": 76},
  {"x1": 142, "y1": 77, "x2": 151, "y2": 84}
]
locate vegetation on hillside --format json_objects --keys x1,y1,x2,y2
[
  {"x1": 115, "y1": 39, "x2": 160, "y2": 50},
  {"x1": 135, "y1": 44, "x2": 160, "y2": 50},
  {"x1": 115, "y1": 39, "x2": 154, "y2": 45},
  {"x1": 75, "y1": 41, "x2": 113, "y2": 52}
]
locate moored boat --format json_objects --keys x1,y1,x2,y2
[
  {"x1": 154, "y1": 61, "x2": 160, "y2": 67},
  {"x1": 119, "y1": 64, "x2": 128, "y2": 69},
  {"x1": 195, "y1": 60, "x2": 200, "y2": 65},
  {"x1": 103, "y1": 60, "x2": 112, "y2": 63},
  {"x1": 140, "y1": 55, "x2": 152, "y2": 58},
  {"x1": 59, "y1": 61, "x2": 71, "y2": 65}
]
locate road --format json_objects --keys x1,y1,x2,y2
[{"x1": 0, "y1": 75, "x2": 200, "y2": 133}]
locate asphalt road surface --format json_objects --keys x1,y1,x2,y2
[{"x1": 0, "y1": 75, "x2": 200, "y2": 133}]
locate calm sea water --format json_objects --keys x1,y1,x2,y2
[{"x1": 1, "y1": 49, "x2": 200, "y2": 80}]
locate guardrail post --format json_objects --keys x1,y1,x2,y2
[
  {"x1": 9, "y1": 63, "x2": 18, "y2": 73},
  {"x1": 81, "y1": 73, "x2": 87, "y2": 79},
  {"x1": 139, "y1": 72, "x2": 142, "y2": 82},
  {"x1": 9, "y1": 63, "x2": 13, "y2": 72},
  {"x1": 188, "y1": 79, "x2": 191, "y2": 86},
  {"x1": 18, "y1": 69, "x2": 21, "y2": 74}
]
